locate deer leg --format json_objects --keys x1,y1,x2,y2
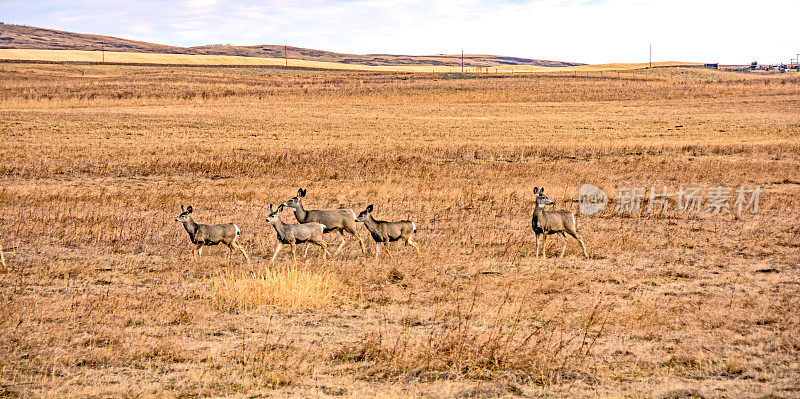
[
  {"x1": 270, "y1": 243, "x2": 283, "y2": 263},
  {"x1": 384, "y1": 241, "x2": 392, "y2": 258},
  {"x1": 534, "y1": 232, "x2": 541, "y2": 258},
  {"x1": 290, "y1": 242, "x2": 297, "y2": 263},
  {"x1": 231, "y1": 237, "x2": 250, "y2": 265},
  {"x1": 566, "y1": 230, "x2": 589, "y2": 259},
  {"x1": 559, "y1": 232, "x2": 568, "y2": 258},
  {"x1": 196, "y1": 244, "x2": 204, "y2": 259},
  {"x1": 0, "y1": 243, "x2": 6, "y2": 271},
  {"x1": 374, "y1": 242, "x2": 380, "y2": 260},
  {"x1": 333, "y1": 230, "x2": 347, "y2": 255},
  {"x1": 574, "y1": 234, "x2": 588, "y2": 259},
  {"x1": 316, "y1": 240, "x2": 329, "y2": 260},
  {"x1": 304, "y1": 243, "x2": 311, "y2": 259},
  {"x1": 407, "y1": 237, "x2": 421, "y2": 256},
  {"x1": 541, "y1": 234, "x2": 548, "y2": 259},
  {"x1": 350, "y1": 227, "x2": 366, "y2": 254},
  {"x1": 233, "y1": 241, "x2": 250, "y2": 264}
]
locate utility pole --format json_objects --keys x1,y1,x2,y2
[
  {"x1": 284, "y1": 45, "x2": 288, "y2": 67},
  {"x1": 649, "y1": 43, "x2": 652, "y2": 68},
  {"x1": 461, "y1": 50, "x2": 464, "y2": 73}
]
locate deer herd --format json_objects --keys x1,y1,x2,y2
[{"x1": 175, "y1": 187, "x2": 589, "y2": 264}]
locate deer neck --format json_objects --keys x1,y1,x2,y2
[
  {"x1": 271, "y1": 219, "x2": 287, "y2": 239},
  {"x1": 534, "y1": 200, "x2": 545, "y2": 216},
  {"x1": 532, "y1": 201, "x2": 546, "y2": 227},
  {"x1": 293, "y1": 200, "x2": 308, "y2": 222},
  {"x1": 364, "y1": 215, "x2": 380, "y2": 233},
  {"x1": 182, "y1": 217, "x2": 199, "y2": 239}
]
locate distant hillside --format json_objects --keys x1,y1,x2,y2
[{"x1": 0, "y1": 24, "x2": 582, "y2": 68}]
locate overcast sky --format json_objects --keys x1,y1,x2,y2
[{"x1": 2, "y1": 0, "x2": 797, "y2": 64}]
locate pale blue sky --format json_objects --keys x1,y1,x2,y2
[{"x1": 2, "y1": 0, "x2": 797, "y2": 64}]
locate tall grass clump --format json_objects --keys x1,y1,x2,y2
[
  {"x1": 334, "y1": 291, "x2": 608, "y2": 385},
  {"x1": 211, "y1": 266, "x2": 339, "y2": 311}
]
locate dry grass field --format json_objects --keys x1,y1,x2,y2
[
  {"x1": 0, "y1": 62, "x2": 799, "y2": 398},
  {"x1": 0, "y1": 48, "x2": 697, "y2": 73}
]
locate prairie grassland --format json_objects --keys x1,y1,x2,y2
[
  {"x1": 0, "y1": 48, "x2": 699, "y2": 73},
  {"x1": 0, "y1": 62, "x2": 799, "y2": 397}
]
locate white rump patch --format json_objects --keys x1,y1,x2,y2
[
  {"x1": 320, "y1": 223, "x2": 327, "y2": 231},
  {"x1": 234, "y1": 224, "x2": 240, "y2": 235}
]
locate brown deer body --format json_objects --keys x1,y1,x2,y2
[
  {"x1": 355, "y1": 204, "x2": 419, "y2": 260},
  {"x1": 531, "y1": 187, "x2": 588, "y2": 259},
  {"x1": 266, "y1": 203, "x2": 329, "y2": 263},
  {"x1": 175, "y1": 205, "x2": 250, "y2": 264},
  {"x1": 283, "y1": 188, "x2": 366, "y2": 255}
]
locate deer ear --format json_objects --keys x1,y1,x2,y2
[
  {"x1": 181, "y1": 205, "x2": 186, "y2": 212},
  {"x1": 533, "y1": 187, "x2": 538, "y2": 194},
  {"x1": 540, "y1": 187, "x2": 544, "y2": 194},
  {"x1": 186, "y1": 206, "x2": 193, "y2": 213},
  {"x1": 366, "y1": 204, "x2": 373, "y2": 212},
  {"x1": 300, "y1": 188, "x2": 307, "y2": 197},
  {"x1": 278, "y1": 203, "x2": 285, "y2": 212},
  {"x1": 269, "y1": 204, "x2": 274, "y2": 213}
]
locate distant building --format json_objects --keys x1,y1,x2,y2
[{"x1": 704, "y1": 63, "x2": 718, "y2": 69}]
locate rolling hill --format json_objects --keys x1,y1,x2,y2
[{"x1": 0, "y1": 24, "x2": 582, "y2": 68}]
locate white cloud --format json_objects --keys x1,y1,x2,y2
[{"x1": 2, "y1": 0, "x2": 798, "y2": 64}]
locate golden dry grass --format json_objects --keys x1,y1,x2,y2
[
  {"x1": 0, "y1": 48, "x2": 700, "y2": 73},
  {"x1": 0, "y1": 62, "x2": 798, "y2": 397},
  {"x1": 212, "y1": 267, "x2": 339, "y2": 311}
]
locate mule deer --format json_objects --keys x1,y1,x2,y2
[
  {"x1": 175, "y1": 205, "x2": 250, "y2": 264},
  {"x1": 266, "y1": 203, "x2": 330, "y2": 263},
  {"x1": 355, "y1": 204, "x2": 419, "y2": 260},
  {"x1": 531, "y1": 187, "x2": 588, "y2": 259},
  {"x1": 283, "y1": 188, "x2": 366, "y2": 255}
]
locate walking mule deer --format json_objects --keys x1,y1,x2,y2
[
  {"x1": 531, "y1": 187, "x2": 588, "y2": 259},
  {"x1": 355, "y1": 204, "x2": 420, "y2": 260},
  {"x1": 266, "y1": 203, "x2": 330, "y2": 263},
  {"x1": 283, "y1": 188, "x2": 366, "y2": 256},
  {"x1": 175, "y1": 205, "x2": 250, "y2": 264}
]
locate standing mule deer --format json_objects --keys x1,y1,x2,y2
[
  {"x1": 531, "y1": 187, "x2": 588, "y2": 259},
  {"x1": 283, "y1": 188, "x2": 366, "y2": 256},
  {"x1": 355, "y1": 204, "x2": 420, "y2": 260},
  {"x1": 266, "y1": 203, "x2": 330, "y2": 263},
  {"x1": 175, "y1": 205, "x2": 250, "y2": 264}
]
